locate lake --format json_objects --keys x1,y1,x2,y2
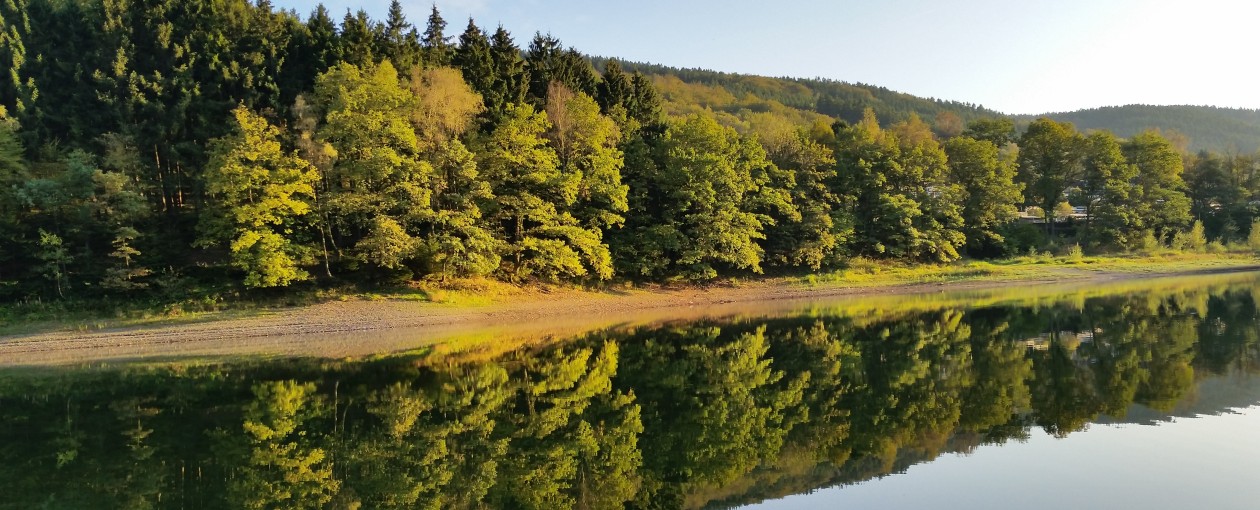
[{"x1": 3, "y1": 271, "x2": 1260, "y2": 509}]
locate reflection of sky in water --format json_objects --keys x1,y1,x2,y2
[{"x1": 744, "y1": 380, "x2": 1260, "y2": 510}]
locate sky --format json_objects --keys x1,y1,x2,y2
[{"x1": 271, "y1": 0, "x2": 1260, "y2": 114}]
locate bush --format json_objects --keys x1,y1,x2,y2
[
  {"x1": 1138, "y1": 230, "x2": 1162, "y2": 255},
  {"x1": 1248, "y1": 220, "x2": 1260, "y2": 252},
  {"x1": 1171, "y1": 221, "x2": 1207, "y2": 252},
  {"x1": 1066, "y1": 243, "x2": 1084, "y2": 262}
]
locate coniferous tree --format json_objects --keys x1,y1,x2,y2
[
  {"x1": 380, "y1": 0, "x2": 422, "y2": 72},
  {"x1": 525, "y1": 34, "x2": 599, "y2": 103},
  {"x1": 340, "y1": 9, "x2": 379, "y2": 67},
  {"x1": 453, "y1": 19, "x2": 494, "y2": 111},
  {"x1": 487, "y1": 25, "x2": 529, "y2": 119},
  {"x1": 421, "y1": 5, "x2": 453, "y2": 67},
  {"x1": 294, "y1": 5, "x2": 342, "y2": 84},
  {"x1": 0, "y1": 0, "x2": 36, "y2": 116},
  {"x1": 597, "y1": 59, "x2": 633, "y2": 115}
]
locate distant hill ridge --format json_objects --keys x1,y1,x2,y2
[
  {"x1": 1029, "y1": 105, "x2": 1260, "y2": 153},
  {"x1": 599, "y1": 58, "x2": 1260, "y2": 153}
]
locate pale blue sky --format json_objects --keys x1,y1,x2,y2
[{"x1": 272, "y1": 0, "x2": 1260, "y2": 114}]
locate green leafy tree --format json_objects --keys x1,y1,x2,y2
[
  {"x1": 835, "y1": 109, "x2": 963, "y2": 262},
  {"x1": 623, "y1": 115, "x2": 773, "y2": 279},
  {"x1": 315, "y1": 61, "x2": 431, "y2": 273},
  {"x1": 36, "y1": 229, "x2": 70, "y2": 298},
  {"x1": 1077, "y1": 131, "x2": 1138, "y2": 248},
  {"x1": 889, "y1": 113, "x2": 966, "y2": 261},
  {"x1": 544, "y1": 83, "x2": 629, "y2": 231},
  {"x1": 755, "y1": 116, "x2": 846, "y2": 269},
  {"x1": 961, "y1": 117, "x2": 1016, "y2": 147},
  {"x1": 1017, "y1": 118, "x2": 1084, "y2": 235},
  {"x1": 944, "y1": 136, "x2": 1023, "y2": 256},
  {"x1": 199, "y1": 107, "x2": 319, "y2": 288},
  {"x1": 1123, "y1": 130, "x2": 1192, "y2": 240},
  {"x1": 408, "y1": 67, "x2": 501, "y2": 278},
  {"x1": 479, "y1": 103, "x2": 612, "y2": 281}
]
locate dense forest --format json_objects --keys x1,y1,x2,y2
[
  {"x1": 4, "y1": 283, "x2": 1259, "y2": 508},
  {"x1": 2, "y1": 0, "x2": 1260, "y2": 304}
]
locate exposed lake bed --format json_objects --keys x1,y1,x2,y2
[{"x1": 2, "y1": 262, "x2": 1259, "y2": 366}]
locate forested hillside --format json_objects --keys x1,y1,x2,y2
[
  {"x1": 601, "y1": 58, "x2": 1002, "y2": 139},
  {"x1": 0, "y1": 0, "x2": 1258, "y2": 306},
  {"x1": 1030, "y1": 105, "x2": 1260, "y2": 154},
  {"x1": 613, "y1": 61, "x2": 1260, "y2": 154}
]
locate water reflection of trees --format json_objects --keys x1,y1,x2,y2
[{"x1": 3, "y1": 287, "x2": 1260, "y2": 509}]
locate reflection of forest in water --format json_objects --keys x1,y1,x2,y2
[{"x1": 4, "y1": 283, "x2": 1260, "y2": 509}]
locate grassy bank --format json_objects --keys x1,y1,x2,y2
[
  {"x1": 792, "y1": 252, "x2": 1260, "y2": 289},
  {"x1": 2, "y1": 252, "x2": 1258, "y2": 337}
]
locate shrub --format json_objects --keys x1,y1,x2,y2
[
  {"x1": 1066, "y1": 243, "x2": 1084, "y2": 262},
  {"x1": 1248, "y1": 220, "x2": 1260, "y2": 252},
  {"x1": 1171, "y1": 221, "x2": 1207, "y2": 252}
]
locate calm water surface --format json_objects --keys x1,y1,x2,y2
[{"x1": 4, "y1": 272, "x2": 1260, "y2": 509}]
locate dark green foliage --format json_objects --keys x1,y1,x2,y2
[
  {"x1": 962, "y1": 117, "x2": 1017, "y2": 148},
  {"x1": 379, "y1": 0, "x2": 422, "y2": 73},
  {"x1": 453, "y1": 19, "x2": 494, "y2": 108},
  {"x1": 486, "y1": 26, "x2": 529, "y2": 119},
  {"x1": 526, "y1": 33, "x2": 598, "y2": 103},
  {"x1": 944, "y1": 136, "x2": 1022, "y2": 256},
  {"x1": 834, "y1": 110, "x2": 965, "y2": 262},
  {"x1": 421, "y1": 4, "x2": 453, "y2": 67},
  {"x1": 340, "y1": 9, "x2": 380, "y2": 67}
]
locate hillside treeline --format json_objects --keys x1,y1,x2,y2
[
  {"x1": 1035, "y1": 105, "x2": 1260, "y2": 154},
  {"x1": 0, "y1": 0, "x2": 1256, "y2": 301}
]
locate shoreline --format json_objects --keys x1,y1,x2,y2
[{"x1": 2, "y1": 261, "x2": 1259, "y2": 367}]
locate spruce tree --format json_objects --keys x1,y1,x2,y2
[
  {"x1": 487, "y1": 25, "x2": 529, "y2": 119},
  {"x1": 453, "y1": 19, "x2": 494, "y2": 110},
  {"x1": 421, "y1": 5, "x2": 453, "y2": 67}
]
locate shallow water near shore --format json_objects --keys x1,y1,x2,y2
[{"x1": 3, "y1": 271, "x2": 1260, "y2": 508}]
